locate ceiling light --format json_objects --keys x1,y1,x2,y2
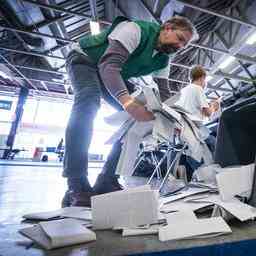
[
  {"x1": 246, "y1": 32, "x2": 256, "y2": 45},
  {"x1": 218, "y1": 56, "x2": 235, "y2": 69},
  {"x1": 0, "y1": 70, "x2": 10, "y2": 79},
  {"x1": 90, "y1": 21, "x2": 100, "y2": 35}
]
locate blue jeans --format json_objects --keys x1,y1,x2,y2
[{"x1": 63, "y1": 51, "x2": 133, "y2": 180}]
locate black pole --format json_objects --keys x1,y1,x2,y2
[{"x1": 3, "y1": 87, "x2": 29, "y2": 159}]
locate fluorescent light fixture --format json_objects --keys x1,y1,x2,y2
[
  {"x1": 218, "y1": 56, "x2": 235, "y2": 69},
  {"x1": 90, "y1": 21, "x2": 100, "y2": 35},
  {"x1": 52, "y1": 78, "x2": 63, "y2": 82},
  {"x1": 206, "y1": 75, "x2": 213, "y2": 82},
  {"x1": 246, "y1": 32, "x2": 256, "y2": 45},
  {"x1": 0, "y1": 70, "x2": 10, "y2": 79}
]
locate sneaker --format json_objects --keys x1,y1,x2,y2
[
  {"x1": 61, "y1": 190, "x2": 72, "y2": 208},
  {"x1": 61, "y1": 190, "x2": 95, "y2": 208},
  {"x1": 69, "y1": 191, "x2": 95, "y2": 207},
  {"x1": 93, "y1": 174, "x2": 124, "y2": 195}
]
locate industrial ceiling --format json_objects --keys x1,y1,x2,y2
[{"x1": 0, "y1": 0, "x2": 255, "y2": 101}]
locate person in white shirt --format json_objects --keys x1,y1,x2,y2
[
  {"x1": 175, "y1": 65, "x2": 216, "y2": 152},
  {"x1": 175, "y1": 65, "x2": 213, "y2": 120}
]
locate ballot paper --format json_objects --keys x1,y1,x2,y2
[
  {"x1": 122, "y1": 224, "x2": 160, "y2": 237},
  {"x1": 190, "y1": 195, "x2": 256, "y2": 222},
  {"x1": 143, "y1": 86, "x2": 162, "y2": 111},
  {"x1": 189, "y1": 181, "x2": 218, "y2": 191},
  {"x1": 143, "y1": 86, "x2": 181, "y2": 123},
  {"x1": 160, "y1": 199, "x2": 213, "y2": 214},
  {"x1": 19, "y1": 219, "x2": 96, "y2": 250},
  {"x1": 216, "y1": 164, "x2": 254, "y2": 201},
  {"x1": 159, "y1": 187, "x2": 210, "y2": 205},
  {"x1": 165, "y1": 210, "x2": 197, "y2": 223},
  {"x1": 104, "y1": 111, "x2": 130, "y2": 126},
  {"x1": 61, "y1": 209, "x2": 92, "y2": 221},
  {"x1": 159, "y1": 216, "x2": 231, "y2": 242},
  {"x1": 92, "y1": 186, "x2": 158, "y2": 230},
  {"x1": 22, "y1": 207, "x2": 92, "y2": 221},
  {"x1": 105, "y1": 118, "x2": 134, "y2": 145}
]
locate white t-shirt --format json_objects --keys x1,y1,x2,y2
[
  {"x1": 175, "y1": 83, "x2": 209, "y2": 120},
  {"x1": 108, "y1": 21, "x2": 171, "y2": 79}
]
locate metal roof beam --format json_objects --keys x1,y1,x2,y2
[
  {"x1": 177, "y1": 0, "x2": 256, "y2": 28},
  {"x1": 0, "y1": 46, "x2": 66, "y2": 60},
  {"x1": 0, "y1": 24, "x2": 76, "y2": 44},
  {"x1": 140, "y1": 0, "x2": 161, "y2": 23},
  {"x1": 190, "y1": 42, "x2": 256, "y2": 64},
  {"x1": 22, "y1": 0, "x2": 110, "y2": 24},
  {"x1": 168, "y1": 61, "x2": 255, "y2": 84},
  {"x1": 0, "y1": 54, "x2": 39, "y2": 91},
  {"x1": 12, "y1": 64, "x2": 66, "y2": 76}
]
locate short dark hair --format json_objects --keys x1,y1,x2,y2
[
  {"x1": 162, "y1": 16, "x2": 197, "y2": 40},
  {"x1": 190, "y1": 65, "x2": 206, "y2": 82}
]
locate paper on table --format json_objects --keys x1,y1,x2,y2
[
  {"x1": 22, "y1": 207, "x2": 91, "y2": 221},
  {"x1": 39, "y1": 219, "x2": 95, "y2": 248},
  {"x1": 124, "y1": 185, "x2": 152, "y2": 192},
  {"x1": 189, "y1": 181, "x2": 218, "y2": 190},
  {"x1": 165, "y1": 210, "x2": 197, "y2": 224},
  {"x1": 159, "y1": 187, "x2": 210, "y2": 205},
  {"x1": 22, "y1": 209, "x2": 63, "y2": 221},
  {"x1": 122, "y1": 224, "x2": 160, "y2": 237},
  {"x1": 61, "y1": 209, "x2": 92, "y2": 221},
  {"x1": 19, "y1": 219, "x2": 96, "y2": 250},
  {"x1": 92, "y1": 188, "x2": 158, "y2": 230},
  {"x1": 216, "y1": 164, "x2": 254, "y2": 201},
  {"x1": 159, "y1": 217, "x2": 231, "y2": 242},
  {"x1": 160, "y1": 200, "x2": 213, "y2": 214},
  {"x1": 190, "y1": 195, "x2": 256, "y2": 222}
]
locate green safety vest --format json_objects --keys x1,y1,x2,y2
[{"x1": 79, "y1": 16, "x2": 169, "y2": 80}]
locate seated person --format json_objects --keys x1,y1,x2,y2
[{"x1": 175, "y1": 65, "x2": 216, "y2": 153}]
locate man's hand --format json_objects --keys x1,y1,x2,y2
[
  {"x1": 118, "y1": 94, "x2": 155, "y2": 122},
  {"x1": 210, "y1": 100, "x2": 220, "y2": 112}
]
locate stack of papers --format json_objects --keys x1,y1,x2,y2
[
  {"x1": 19, "y1": 219, "x2": 96, "y2": 250},
  {"x1": 92, "y1": 186, "x2": 158, "y2": 229}
]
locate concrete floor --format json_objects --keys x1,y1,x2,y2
[{"x1": 1, "y1": 163, "x2": 256, "y2": 256}]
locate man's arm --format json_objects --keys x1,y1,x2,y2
[
  {"x1": 98, "y1": 39, "x2": 154, "y2": 121},
  {"x1": 98, "y1": 39, "x2": 130, "y2": 99}
]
